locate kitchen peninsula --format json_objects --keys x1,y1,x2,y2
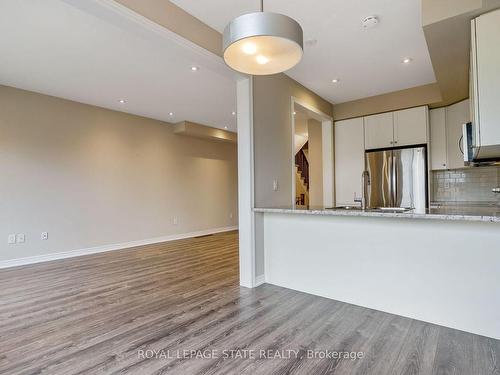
[
  {"x1": 253, "y1": 206, "x2": 500, "y2": 341},
  {"x1": 235, "y1": 6, "x2": 500, "y2": 358}
]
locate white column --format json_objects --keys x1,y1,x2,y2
[{"x1": 237, "y1": 77, "x2": 256, "y2": 288}]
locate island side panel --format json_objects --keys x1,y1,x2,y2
[{"x1": 263, "y1": 212, "x2": 500, "y2": 340}]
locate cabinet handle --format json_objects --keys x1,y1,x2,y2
[
  {"x1": 389, "y1": 141, "x2": 394, "y2": 144},
  {"x1": 394, "y1": 141, "x2": 398, "y2": 144}
]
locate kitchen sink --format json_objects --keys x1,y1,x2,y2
[
  {"x1": 327, "y1": 206, "x2": 412, "y2": 213},
  {"x1": 369, "y1": 207, "x2": 412, "y2": 212},
  {"x1": 328, "y1": 206, "x2": 363, "y2": 210}
]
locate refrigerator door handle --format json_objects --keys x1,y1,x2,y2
[
  {"x1": 386, "y1": 152, "x2": 393, "y2": 207},
  {"x1": 392, "y1": 154, "x2": 397, "y2": 207}
]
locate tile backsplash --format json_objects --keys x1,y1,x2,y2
[{"x1": 432, "y1": 166, "x2": 500, "y2": 204}]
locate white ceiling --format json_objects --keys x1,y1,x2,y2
[
  {"x1": 172, "y1": 0, "x2": 437, "y2": 103},
  {"x1": 0, "y1": 0, "x2": 238, "y2": 131}
]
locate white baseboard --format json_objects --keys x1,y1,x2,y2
[
  {"x1": 0, "y1": 226, "x2": 238, "y2": 269},
  {"x1": 255, "y1": 274, "x2": 266, "y2": 286}
]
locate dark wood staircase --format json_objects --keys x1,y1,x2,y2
[{"x1": 295, "y1": 142, "x2": 309, "y2": 206}]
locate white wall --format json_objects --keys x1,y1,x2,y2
[
  {"x1": 264, "y1": 212, "x2": 500, "y2": 340},
  {"x1": 0, "y1": 85, "x2": 238, "y2": 262}
]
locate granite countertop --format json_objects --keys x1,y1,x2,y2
[{"x1": 253, "y1": 204, "x2": 500, "y2": 223}]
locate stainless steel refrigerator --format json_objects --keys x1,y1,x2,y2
[{"x1": 365, "y1": 146, "x2": 427, "y2": 211}]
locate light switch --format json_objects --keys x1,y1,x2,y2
[
  {"x1": 41, "y1": 232, "x2": 48, "y2": 240},
  {"x1": 16, "y1": 234, "x2": 26, "y2": 243},
  {"x1": 273, "y1": 179, "x2": 279, "y2": 191},
  {"x1": 8, "y1": 234, "x2": 16, "y2": 244}
]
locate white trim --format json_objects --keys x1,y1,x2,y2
[
  {"x1": 290, "y1": 96, "x2": 297, "y2": 208},
  {"x1": 254, "y1": 274, "x2": 266, "y2": 286},
  {"x1": 291, "y1": 96, "x2": 333, "y2": 121},
  {"x1": 0, "y1": 226, "x2": 238, "y2": 270},
  {"x1": 237, "y1": 77, "x2": 257, "y2": 288},
  {"x1": 322, "y1": 120, "x2": 334, "y2": 207}
]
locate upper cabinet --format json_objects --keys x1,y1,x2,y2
[
  {"x1": 469, "y1": 9, "x2": 500, "y2": 159},
  {"x1": 430, "y1": 108, "x2": 447, "y2": 170},
  {"x1": 364, "y1": 112, "x2": 394, "y2": 149},
  {"x1": 429, "y1": 99, "x2": 470, "y2": 170},
  {"x1": 364, "y1": 106, "x2": 428, "y2": 150},
  {"x1": 393, "y1": 107, "x2": 428, "y2": 147},
  {"x1": 446, "y1": 99, "x2": 470, "y2": 169}
]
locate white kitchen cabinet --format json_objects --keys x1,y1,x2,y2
[
  {"x1": 335, "y1": 118, "x2": 365, "y2": 206},
  {"x1": 446, "y1": 99, "x2": 470, "y2": 169},
  {"x1": 472, "y1": 10, "x2": 500, "y2": 153},
  {"x1": 429, "y1": 107, "x2": 447, "y2": 170},
  {"x1": 364, "y1": 112, "x2": 393, "y2": 150},
  {"x1": 393, "y1": 106, "x2": 428, "y2": 147}
]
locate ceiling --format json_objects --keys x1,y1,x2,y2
[
  {"x1": 172, "y1": 0, "x2": 437, "y2": 104},
  {"x1": 0, "y1": 0, "x2": 238, "y2": 131}
]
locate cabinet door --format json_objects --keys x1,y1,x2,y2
[
  {"x1": 430, "y1": 108, "x2": 447, "y2": 170},
  {"x1": 335, "y1": 118, "x2": 364, "y2": 205},
  {"x1": 393, "y1": 106, "x2": 428, "y2": 147},
  {"x1": 476, "y1": 10, "x2": 500, "y2": 147},
  {"x1": 364, "y1": 112, "x2": 393, "y2": 150},
  {"x1": 446, "y1": 99, "x2": 470, "y2": 169}
]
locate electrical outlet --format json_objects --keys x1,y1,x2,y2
[
  {"x1": 8, "y1": 234, "x2": 16, "y2": 244},
  {"x1": 273, "y1": 179, "x2": 279, "y2": 191},
  {"x1": 41, "y1": 232, "x2": 48, "y2": 240},
  {"x1": 16, "y1": 234, "x2": 26, "y2": 243},
  {"x1": 173, "y1": 216, "x2": 178, "y2": 225}
]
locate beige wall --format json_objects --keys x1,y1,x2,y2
[
  {"x1": 253, "y1": 74, "x2": 333, "y2": 208},
  {"x1": 333, "y1": 83, "x2": 442, "y2": 120},
  {"x1": 307, "y1": 119, "x2": 323, "y2": 206},
  {"x1": 0, "y1": 85, "x2": 238, "y2": 261},
  {"x1": 422, "y1": 0, "x2": 500, "y2": 106}
]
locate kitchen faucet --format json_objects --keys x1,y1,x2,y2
[{"x1": 354, "y1": 171, "x2": 370, "y2": 209}]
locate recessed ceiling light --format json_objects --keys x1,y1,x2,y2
[
  {"x1": 293, "y1": 111, "x2": 297, "y2": 115},
  {"x1": 256, "y1": 55, "x2": 270, "y2": 65},
  {"x1": 402, "y1": 57, "x2": 413, "y2": 64},
  {"x1": 332, "y1": 78, "x2": 340, "y2": 83},
  {"x1": 169, "y1": 112, "x2": 174, "y2": 116},
  {"x1": 191, "y1": 66, "x2": 199, "y2": 71},
  {"x1": 224, "y1": 126, "x2": 228, "y2": 129},
  {"x1": 119, "y1": 99, "x2": 126, "y2": 104},
  {"x1": 232, "y1": 111, "x2": 236, "y2": 116}
]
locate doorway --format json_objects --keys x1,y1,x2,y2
[{"x1": 291, "y1": 98, "x2": 334, "y2": 208}]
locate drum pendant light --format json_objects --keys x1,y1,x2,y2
[{"x1": 222, "y1": 0, "x2": 303, "y2": 75}]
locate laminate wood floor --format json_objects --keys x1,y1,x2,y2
[{"x1": 1, "y1": 231, "x2": 499, "y2": 375}]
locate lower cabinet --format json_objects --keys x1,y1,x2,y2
[{"x1": 334, "y1": 118, "x2": 365, "y2": 205}]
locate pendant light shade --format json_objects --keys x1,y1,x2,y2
[{"x1": 223, "y1": 12, "x2": 303, "y2": 75}]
